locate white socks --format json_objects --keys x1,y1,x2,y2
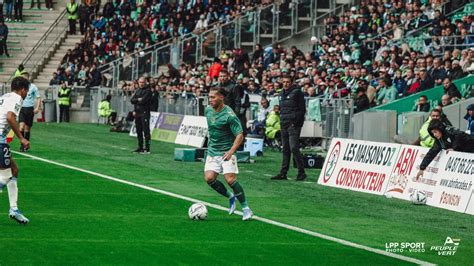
[{"x1": 7, "y1": 177, "x2": 18, "y2": 210}]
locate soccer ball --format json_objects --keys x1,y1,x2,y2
[
  {"x1": 188, "y1": 202, "x2": 208, "y2": 220},
  {"x1": 410, "y1": 189, "x2": 427, "y2": 205}
]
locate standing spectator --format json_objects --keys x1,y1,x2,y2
[
  {"x1": 0, "y1": 20, "x2": 8, "y2": 57},
  {"x1": 412, "y1": 95, "x2": 430, "y2": 112},
  {"x1": 14, "y1": 0, "x2": 22, "y2": 22},
  {"x1": 58, "y1": 82, "x2": 71, "y2": 122},
  {"x1": 208, "y1": 58, "x2": 222, "y2": 81},
  {"x1": 465, "y1": 104, "x2": 474, "y2": 136},
  {"x1": 217, "y1": 70, "x2": 241, "y2": 115},
  {"x1": 271, "y1": 76, "x2": 306, "y2": 181},
  {"x1": 78, "y1": 3, "x2": 90, "y2": 35},
  {"x1": 150, "y1": 85, "x2": 159, "y2": 112},
  {"x1": 29, "y1": 0, "x2": 39, "y2": 9},
  {"x1": 19, "y1": 73, "x2": 41, "y2": 152},
  {"x1": 66, "y1": 0, "x2": 78, "y2": 35},
  {"x1": 442, "y1": 78, "x2": 462, "y2": 101},
  {"x1": 45, "y1": 0, "x2": 53, "y2": 10},
  {"x1": 4, "y1": 0, "x2": 13, "y2": 21},
  {"x1": 130, "y1": 77, "x2": 152, "y2": 154}
]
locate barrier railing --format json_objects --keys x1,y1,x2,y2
[{"x1": 7, "y1": 9, "x2": 68, "y2": 83}]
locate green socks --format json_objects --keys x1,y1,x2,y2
[
  {"x1": 207, "y1": 179, "x2": 232, "y2": 198},
  {"x1": 230, "y1": 181, "x2": 248, "y2": 208}
]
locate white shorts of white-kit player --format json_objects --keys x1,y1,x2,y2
[{"x1": 204, "y1": 155, "x2": 239, "y2": 174}]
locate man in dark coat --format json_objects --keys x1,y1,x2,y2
[
  {"x1": 271, "y1": 75, "x2": 307, "y2": 181},
  {"x1": 217, "y1": 70, "x2": 241, "y2": 115},
  {"x1": 131, "y1": 77, "x2": 152, "y2": 154}
]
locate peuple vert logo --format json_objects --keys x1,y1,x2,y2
[
  {"x1": 322, "y1": 141, "x2": 341, "y2": 183},
  {"x1": 430, "y1": 237, "x2": 461, "y2": 256}
]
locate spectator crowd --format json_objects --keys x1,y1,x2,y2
[{"x1": 49, "y1": 0, "x2": 273, "y2": 87}]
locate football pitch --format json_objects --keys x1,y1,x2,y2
[{"x1": 0, "y1": 123, "x2": 472, "y2": 265}]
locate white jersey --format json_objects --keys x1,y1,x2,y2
[{"x1": 0, "y1": 92, "x2": 23, "y2": 144}]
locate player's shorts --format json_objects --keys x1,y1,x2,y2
[
  {"x1": 19, "y1": 107, "x2": 34, "y2": 127},
  {"x1": 204, "y1": 155, "x2": 239, "y2": 174},
  {"x1": 0, "y1": 143, "x2": 12, "y2": 169}
]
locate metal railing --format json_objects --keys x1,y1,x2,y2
[
  {"x1": 100, "y1": 0, "x2": 323, "y2": 88},
  {"x1": 258, "y1": 95, "x2": 354, "y2": 139},
  {"x1": 7, "y1": 9, "x2": 69, "y2": 83}
]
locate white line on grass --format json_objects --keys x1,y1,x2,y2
[{"x1": 15, "y1": 152, "x2": 435, "y2": 266}]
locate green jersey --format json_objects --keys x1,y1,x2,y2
[{"x1": 205, "y1": 105, "x2": 243, "y2": 157}]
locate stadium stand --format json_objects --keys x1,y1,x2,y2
[
  {"x1": 0, "y1": 1, "x2": 66, "y2": 83},
  {"x1": 34, "y1": 0, "x2": 276, "y2": 89}
]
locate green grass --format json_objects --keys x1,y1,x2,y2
[{"x1": 1, "y1": 123, "x2": 472, "y2": 265}]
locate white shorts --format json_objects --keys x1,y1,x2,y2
[{"x1": 204, "y1": 155, "x2": 239, "y2": 174}]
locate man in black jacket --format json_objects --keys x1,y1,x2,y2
[
  {"x1": 416, "y1": 119, "x2": 474, "y2": 180},
  {"x1": 271, "y1": 76, "x2": 307, "y2": 181},
  {"x1": 131, "y1": 77, "x2": 152, "y2": 154},
  {"x1": 354, "y1": 87, "x2": 370, "y2": 113},
  {"x1": 217, "y1": 70, "x2": 241, "y2": 115}
]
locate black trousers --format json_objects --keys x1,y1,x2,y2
[
  {"x1": 14, "y1": 1, "x2": 23, "y2": 21},
  {"x1": 68, "y1": 19, "x2": 76, "y2": 34},
  {"x1": 30, "y1": 0, "x2": 40, "y2": 8},
  {"x1": 45, "y1": 0, "x2": 53, "y2": 9},
  {"x1": 135, "y1": 112, "x2": 150, "y2": 149},
  {"x1": 79, "y1": 18, "x2": 89, "y2": 35},
  {"x1": 279, "y1": 125, "x2": 305, "y2": 175},
  {"x1": 0, "y1": 39, "x2": 8, "y2": 56},
  {"x1": 59, "y1": 105, "x2": 70, "y2": 122}
]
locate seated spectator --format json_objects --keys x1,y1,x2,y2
[
  {"x1": 417, "y1": 68, "x2": 434, "y2": 92},
  {"x1": 250, "y1": 98, "x2": 270, "y2": 135},
  {"x1": 442, "y1": 78, "x2": 462, "y2": 101},
  {"x1": 412, "y1": 95, "x2": 430, "y2": 112},
  {"x1": 264, "y1": 104, "x2": 281, "y2": 144},
  {"x1": 440, "y1": 94, "x2": 452, "y2": 107},
  {"x1": 376, "y1": 77, "x2": 397, "y2": 105},
  {"x1": 465, "y1": 104, "x2": 474, "y2": 136},
  {"x1": 354, "y1": 87, "x2": 370, "y2": 113}
]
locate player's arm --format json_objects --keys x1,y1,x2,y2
[
  {"x1": 223, "y1": 132, "x2": 243, "y2": 161},
  {"x1": 34, "y1": 96, "x2": 42, "y2": 114},
  {"x1": 7, "y1": 111, "x2": 29, "y2": 150}
]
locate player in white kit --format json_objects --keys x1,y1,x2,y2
[{"x1": 0, "y1": 76, "x2": 31, "y2": 224}]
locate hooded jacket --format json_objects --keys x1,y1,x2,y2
[{"x1": 419, "y1": 121, "x2": 474, "y2": 170}]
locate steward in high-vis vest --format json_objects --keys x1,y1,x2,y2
[
  {"x1": 66, "y1": 0, "x2": 78, "y2": 35},
  {"x1": 419, "y1": 118, "x2": 435, "y2": 148},
  {"x1": 58, "y1": 84, "x2": 71, "y2": 122},
  {"x1": 98, "y1": 95, "x2": 117, "y2": 125}
]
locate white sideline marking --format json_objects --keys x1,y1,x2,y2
[{"x1": 14, "y1": 152, "x2": 435, "y2": 266}]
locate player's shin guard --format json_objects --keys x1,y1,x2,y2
[
  {"x1": 229, "y1": 181, "x2": 248, "y2": 208},
  {"x1": 7, "y1": 177, "x2": 18, "y2": 210},
  {"x1": 24, "y1": 132, "x2": 30, "y2": 141},
  {"x1": 207, "y1": 179, "x2": 232, "y2": 198}
]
